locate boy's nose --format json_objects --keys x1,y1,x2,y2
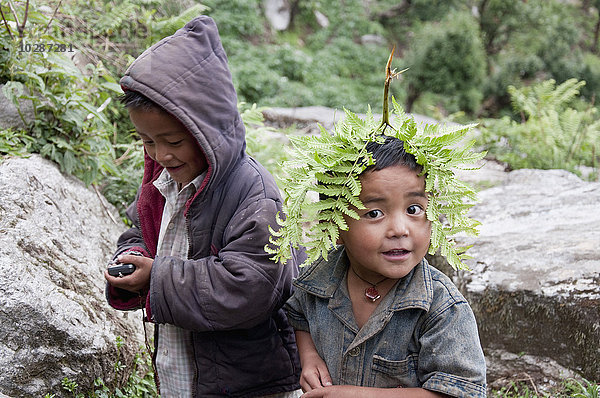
[
  {"x1": 387, "y1": 215, "x2": 409, "y2": 238},
  {"x1": 155, "y1": 145, "x2": 173, "y2": 162}
]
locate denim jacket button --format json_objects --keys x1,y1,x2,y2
[{"x1": 348, "y1": 347, "x2": 360, "y2": 357}]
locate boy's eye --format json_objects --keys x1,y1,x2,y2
[
  {"x1": 407, "y1": 205, "x2": 424, "y2": 215},
  {"x1": 365, "y1": 209, "x2": 383, "y2": 219},
  {"x1": 169, "y1": 140, "x2": 183, "y2": 145},
  {"x1": 142, "y1": 140, "x2": 154, "y2": 145}
]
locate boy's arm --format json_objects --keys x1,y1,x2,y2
[
  {"x1": 105, "y1": 193, "x2": 153, "y2": 310},
  {"x1": 148, "y1": 197, "x2": 298, "y2": 330},
  {"x1": 417, "y1": 298, "x2": 487, "y2": 397},
  {"x1": 296, "y1": 325, "x2": 446, "y2": 397},
  {"x1": 300, "y1": 385, "x2": 448, "y2": 398},
  {"x1": 295, "y1": 330, "x2": 333, "y2": 392}
]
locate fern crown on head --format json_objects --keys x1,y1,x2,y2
[{"x1": 266, "y1": 52, "x2": 486, "y2": 270}]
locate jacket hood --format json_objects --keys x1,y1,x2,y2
[{"x1": 120, "y1": 16, "x2": 245, "y2": 192}]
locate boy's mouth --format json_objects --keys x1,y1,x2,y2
[
  {"x1": 382, "y1": 249, "x2": 410, "y2": 256},
  {"x1": 165, "y1": 164, "x2": 184, "y2": 172}
]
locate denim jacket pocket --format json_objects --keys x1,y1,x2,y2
[{"x1": 370, "y1": 354, "x2": 419, "y2": 388}]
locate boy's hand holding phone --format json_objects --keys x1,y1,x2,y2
[{"x1": 105, "y1": 251, "x2": 153, "y2": 293}]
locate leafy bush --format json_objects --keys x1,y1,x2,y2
[
  {"x1": 403, "y1": 11, "x2": 487, "y2": 114},
  {"x1": 241, "y1": 102, "x2": 292, "y2": 178},
  {"x1": 1, "y1": 2, "x2": 122, "y2": 185},
  {"x1": 580, "y1": 52, "x2": 600, "y2": 102},
  {"x1": 202, "y1": 0, "x2": 265, "y2": 45},
  {"x1": 480, "y1": 78, "x2": 600, "y2": 177}
]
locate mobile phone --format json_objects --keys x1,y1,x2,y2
[{"x1": 107, "y1": 263, "x2": 136, "y2": 277}]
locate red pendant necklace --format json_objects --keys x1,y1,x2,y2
[{"x1": 350, "y1": 267, "x2": 388, "y2": 302}]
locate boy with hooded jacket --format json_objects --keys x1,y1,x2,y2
[{"x1": 104, "y1": 16, "x2": 302, "y2": 397}]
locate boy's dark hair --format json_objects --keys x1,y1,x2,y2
[
  {"x1": 363, "y1": 135, "x2": 421, "y2": 174},
  {"x1": 319, "y1": 136, "x2": 422, "y2": 202},
  {"x1": 120, "y1": 90, "x2": 161, "y2": 112}
]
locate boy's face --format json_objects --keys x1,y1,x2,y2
[
  {"x1": 129, "y1": 108, "x2": 207, "y2": 187},
  {"x1": 339, "y1": 164, "x2": 431, "y2": 281}
]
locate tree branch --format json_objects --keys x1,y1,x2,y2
[
  {"x1": 43, "y1": 0, "x2": 62, "y2": 34},
  {"x1": 0, "y1": 6, "x2": 14, "y2": 40},
  {"x1": 19, "y1": 0, "x2": 29, "y2": 38}
]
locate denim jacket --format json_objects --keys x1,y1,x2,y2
[{"x1": 285, "y1": 247, "x2": 486, "y2": 398}]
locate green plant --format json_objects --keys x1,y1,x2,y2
[
  {"x1": 404, "y1": 11, "x2": 487, "y2": 114},
  {"x1": 62, "y1": 377, "x2": 84, "y2": 398},
  {"x1": 1, "y1": 1, "x2": 122, "y2": 185},
  {"x1": 1, "y1": 0, "x2": 212, "y2": 216},
  {"x1": 267, "y1": 54, "x2": 484, "y2": 269},
  {"x1": 490, "y1": 377, "x2": 600, "y2": 398},
  {"x1": 91, "y1": 344, "x2": 157, "y2": 398},
  {"x1": 490, "y1": 381, "x2": 540, "y2": 397},
  {"x1": 57, "y1": 337, "x2": 157, "y2": 398},
  {"x1": 480, "y1": 78, "x2": 600, "y2": 176},
  {"x1": 241, "y1": 102, "x2": 291, "y2": 178},
  {"x1": 0, "y1": 129, "x2": 35, "y2": 156},
  {"x1": 566, "y1": 378, "x2": 600, "y2": 398}
]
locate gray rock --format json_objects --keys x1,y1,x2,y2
[
  {"x1": 360, "y1": 34, "x2": 387, "y2": 46},
  {"x1": 453, "y1": 169, "x2": 600, "y2": 382},
  {"x1": 485, "y1": 349, "x2": 579, "y2": 394},
  {"x1": 263, "y1": 0, "x2": 291, "y2": 31},
  {"x1": 314, "y1": 10, "x2": 329, "y2": 28},
  {"x1": 262, "y1": 106, "x2": 452, "y2": 136},
  {"x1": 0, "y1": 155, "x2": 146, "y2": 397}
]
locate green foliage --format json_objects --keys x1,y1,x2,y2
[
  {"x1": 481, "y1": 79, "x2": 600, "y2": 176},
  {"x1": 91, "y1": 350, "x2": 157, "y2": 398},
  {"x1": 490, "y1": 377, "x2": 600, "y2": 398},
  {"x1": 580, "y1": 52, "x2": 600, "y2": 101},
  {"x1": 241, "y1": 102, "x2": 291, "y2": 177},
  {"x1": 267, "y1": 93, "x2": 484, "y2": 269},
  {"x1": 212, "y1": 0, "x2": 393, "y2": 112},
  {"x1": 146, "y1": 3, "x2": 209, "y2": 46},
  {"x1": 404, "y1": 11, "x2": 487, "y2": 113},
  {"x1": 228, "y1": 37, "x2": 392, "y2": 112},
  {"x1": 202, "y1": 0, "x2": 265, "y2": 42},
  {"x1": 0, "y1": 0, "x2": 211, "y2": 216},
  {"x1": 566, "y1": 378, "x2": 600, "y2": 398},
  {"x1": 478, "y1": 0, "x2": 530, "y2": 56},
  {"x1": 62, "y1": 377, "x2": 81, "y2": 395},
  {"x1": 1, "y1": 2, "x2": 122, "y2": 185},
  {"x1": 527, "y1": 1, "x2": 580, "y2": 84},
  {"x1": 58, "y1": 337, "x2": 157, "y2": 398},
  {"x1": 376, "y1": 0, "x2": 465, "y2": 24},
  {"x1": 0, "y1": 129, "x2": 35, "y2": 156},
  {"x1": 480, "y1": 0, "x2": 587, "y2": 115}
]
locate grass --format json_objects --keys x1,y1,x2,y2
[{"x1": 491, "y1": 378, "x2": 599, "y2": 398}]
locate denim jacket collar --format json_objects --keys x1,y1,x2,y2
[{"x1": 293, "y1": 246, "x2": 434, "y2": 313}]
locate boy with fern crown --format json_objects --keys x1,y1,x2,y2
[{"x1": 268, "y1": 55, "x2": 487, "y2": 398}]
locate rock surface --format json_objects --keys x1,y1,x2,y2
[
  {"x1": 455, "y1": 169, "x2": 600, "y2": 382},
  {"x1": 263, "y1": 0, "x2": 292, "y2": 31},
  {"x1": 263, "y1": 106, "x2": 446, "y2": 135},
  {"x1": 0, "y1": 155, "x2": 145, "y2": 397}
]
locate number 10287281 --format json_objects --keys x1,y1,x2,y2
[{"x1": 19, "y1": 42, "x2": 74, "y2": 53}]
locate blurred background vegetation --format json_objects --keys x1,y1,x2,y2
[{"x1": 1, "y1": 0, "x2": 599, "y2": 215}]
